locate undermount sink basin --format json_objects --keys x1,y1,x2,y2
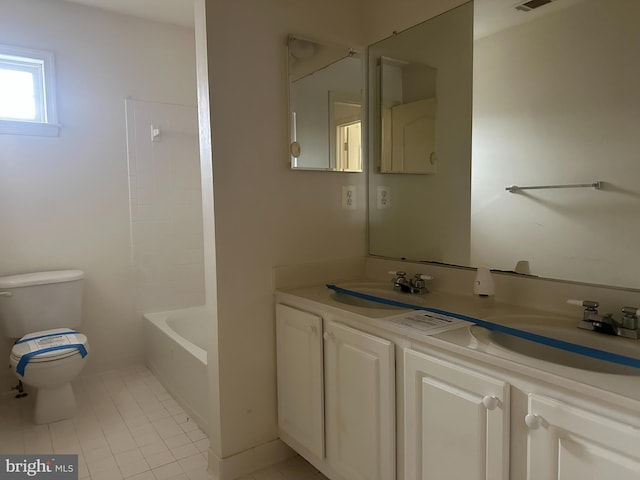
[
  {"x1": 470, "y1": 315, "x2": 640, "y2": 375},
  {"x1": 329, "y1": 284, "x2": 416, "y2": 310}
]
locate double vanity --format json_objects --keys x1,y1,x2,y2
[
  {"x1": 279, "y1": 0, "x2": 640, "y2": 476},
  {"x1": 275, "y1": 277, "x2": 640, "y2": 480}
]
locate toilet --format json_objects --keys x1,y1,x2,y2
[{"x1": 0, "y1": 270, "x2": 89, "y2": 424}]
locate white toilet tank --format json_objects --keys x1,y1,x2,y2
[{"x1": 0, "y1": 270, "x2": 84, "y2": 338}]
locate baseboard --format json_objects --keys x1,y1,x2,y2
[{"x1": 208, "y1": 438, "x2": 295, "y2": 480}]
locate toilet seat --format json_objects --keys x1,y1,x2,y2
[{"x1": 11, "y1": 328, "x2": 88, "y2": 375}]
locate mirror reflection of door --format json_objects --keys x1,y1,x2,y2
[
  {"x1": 379, "y1": 57, "x2": 437, "y2": 174},
  {"x1": 330, "y1": 94, "x2": 362, "y2": 171},
  {"x1": 336, "y1": 121, "x2": 361, "y2": 172},
  {"x1": 383, "y1": 97, "x2": 437, "y2": 173}
]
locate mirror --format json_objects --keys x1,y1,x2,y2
[
  {"x1": 287, "y1": 36, "x2": 363, "y2": 171},
  {"x1": 368, "y1": 0, "x2": 640, "y2": 291},
  {"x1": 368, "y1": 2, "x2": 473, "y2": 263}
]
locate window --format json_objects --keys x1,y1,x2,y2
[{"x1": 0, "y1": 44, "x2": 59, "y2": 136}]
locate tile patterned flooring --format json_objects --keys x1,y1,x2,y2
[{"x1": 0, "y1": 365, "x2": 327, "y2": 480}]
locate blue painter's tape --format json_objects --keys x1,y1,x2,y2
[
  {"x1": 326, "y1": 284, "x2": 640, "y2": 370},
  {"x1": 16, "y1": 344, "x2": 88, "y2": 377},
  {"x1": 16, "y1": 331, "x2": 81, "y2": 344}
]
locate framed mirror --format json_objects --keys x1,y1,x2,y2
[
  {"x1": 368, "y1": 0, "x2": 640, "y2": 291},
  {"x1": 287, "y1": 36, "x2": 363, "y2": 172}
]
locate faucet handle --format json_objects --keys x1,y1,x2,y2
[
  {"x1": 414, "y1": 274, "x2": 433, "y2": 281},
  {"x1": 621, "y1": 306, "x2": 639, "y2": 330},
  {"x1": 389, "y1": 271, "x2": 409, "y2": 292},
  {"x1": 567, "y1": 299, "x2": 599, "y2": 311}
]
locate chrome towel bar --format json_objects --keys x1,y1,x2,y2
[{"x1": 505, "y1": 181, "x2": 603, "y2": 193}]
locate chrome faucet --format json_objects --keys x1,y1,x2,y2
[
  {"x1": 568, "y1": 299, "x2": 640, "y2": 339},
  {"x1": 389, "y1": 271, "x2": 432, "y2": 294},
  {"x1": 390, "y1": 271, "x2": 410, "y2": 292}
]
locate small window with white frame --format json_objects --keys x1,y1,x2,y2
[{"x1": 0, "y1": 44, "x2": 59, "y2": 136}]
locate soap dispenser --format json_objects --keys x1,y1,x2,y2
[{"x1": 473, "y1": 267, "x2": 496, "y2": 297}]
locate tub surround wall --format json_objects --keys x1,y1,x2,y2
[
  {"x1": 126, "y1": 100, "x2": 205, "y2": 314},
  {"x1": 0, "y1": 0, "x2": 197, "y2": 389}
]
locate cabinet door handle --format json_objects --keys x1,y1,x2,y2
[
  {"x1": 323, "y1": 332, "x2": 334, "y2": 341},
  {"x1": 482, "y1": 395, "x2": 499, "y2": 410},
  {"x1": 525, "y1": 414, "x2": 542, "y2": 430}
]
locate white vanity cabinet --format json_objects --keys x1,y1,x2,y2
[
  {"x1": 324, "y1": 320, "x2": 395, "y2": 480},
  {"x1": 276, "y1": 303, "x2": 396, "y2": 480},
  {"x1": 276, "y1": 292, "x2": 640, "y2": 480},
  {"x1": 525, "y1": 394, "x2": 640, "y2": 480},
  {"x1": 276, "y1": 304, "x2": 325, "y2": 458},
  {"x1": 404, "y1": 348, "x2": 510, "y2": 480}
]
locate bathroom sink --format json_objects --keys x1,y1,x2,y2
[
  {"x1": 470, "y1": 315, "x2": 640, "y2": 375},
  {"x1": 329, "y1": 284, "x2": 415, "y2": 310}
]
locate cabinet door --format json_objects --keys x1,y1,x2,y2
[
  {"x1": 324, "y1": 320, "x2": 395, "y2": 480},
  {"x1": 276, "y1": 304, "x2": 324, "y2": 458},
  {"x1": 526, "y1": 394, "x2": 640, "y2": 480},
  {"x1": 404, "y1": 349, "x2": 509, "y2": 480}
]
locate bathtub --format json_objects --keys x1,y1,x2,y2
[{"x1": 144, "y1": 306, "x2": 209, "y2": 434}]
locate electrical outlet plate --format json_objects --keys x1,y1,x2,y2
[
  {"x1": 377, "y1": 186, "x2": 390, "y2": 209},
  {"x1": 342, "y1": 186, "x2": 356, "y2": 210}
]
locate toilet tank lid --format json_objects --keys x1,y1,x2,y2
[{"x1": 0, "y1": 270, "x2": 84, "y2": 288}]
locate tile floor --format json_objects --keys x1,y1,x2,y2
[{"x1": 0, "y1": 365, "x2": 327, "y2": 480}]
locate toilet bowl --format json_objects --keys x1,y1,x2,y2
[
  {"x1": 0, "y1": 269, "x2": 89, "y2": 424},
  {"x1": 10, "y1": 327, "x2": 89, "y2": 424}
]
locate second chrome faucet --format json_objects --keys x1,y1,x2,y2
[
  {"x1": 568, "y1": 299, "x2": 639, "y2": 339},
  {"x1": 389, "y1": 271, "x2": 432, "y2": 294}
]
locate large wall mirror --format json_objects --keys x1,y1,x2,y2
[
  {"x1": 368, "y1": 2, "x2": 473, "y2": 265},
  {"x1": 287, "y1": 36, "x2": 363, "y2": 172},
  {"x1": 368, "y1": 0, "x2": 640, "y2": 291}
]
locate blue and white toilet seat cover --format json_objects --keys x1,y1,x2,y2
[{"x1": 13, "y1": 329, "x2": 88, "y2": 377}]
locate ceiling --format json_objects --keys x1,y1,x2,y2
[
  {"x1": 475, "y1": 0, "x2": 584, "y2": 39},
  {"x1": 60, "y1": 0, "x2": 584, "y2": 37},
  {"x1": 61, "y1": 0, "x2": 195, "y2": 28}
]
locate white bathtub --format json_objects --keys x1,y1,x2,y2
[{"x1": 144, "y1": 306, "x2": 209, "y2": 434}]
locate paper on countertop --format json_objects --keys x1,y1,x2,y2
[{"x1": 385, "y1": 310, "x2": 472, "y2": 336}]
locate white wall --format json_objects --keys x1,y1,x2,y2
[
  {"x1": 471, "y1": 0, "x2": 640, "y2": 288},
  {"x1": 362, "y1": 0, "x2": 470, "y2": 43},
  {"x1": 0, "y1": 0, "x2": 197, "y2": 386},
  {"x1": 202, "y1": 0, "x2": 471, "y2": 466},
  {"x1": 204, "y1": 0, "x2": 367, "y2": 460}
]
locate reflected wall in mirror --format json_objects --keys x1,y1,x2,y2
[
  {"x1": 287, "y1": 36, "x2": 363, "y2": 171},
  {"x1": 368, "y1": 0, "x2": 640, "y2": 290},
  {"x1": 368, "y1": 2, "x2": 473, "y2": 262}
]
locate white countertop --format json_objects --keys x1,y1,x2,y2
[{"x1": 276, "y1": 280, "x2": 640, "y2": 409}]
